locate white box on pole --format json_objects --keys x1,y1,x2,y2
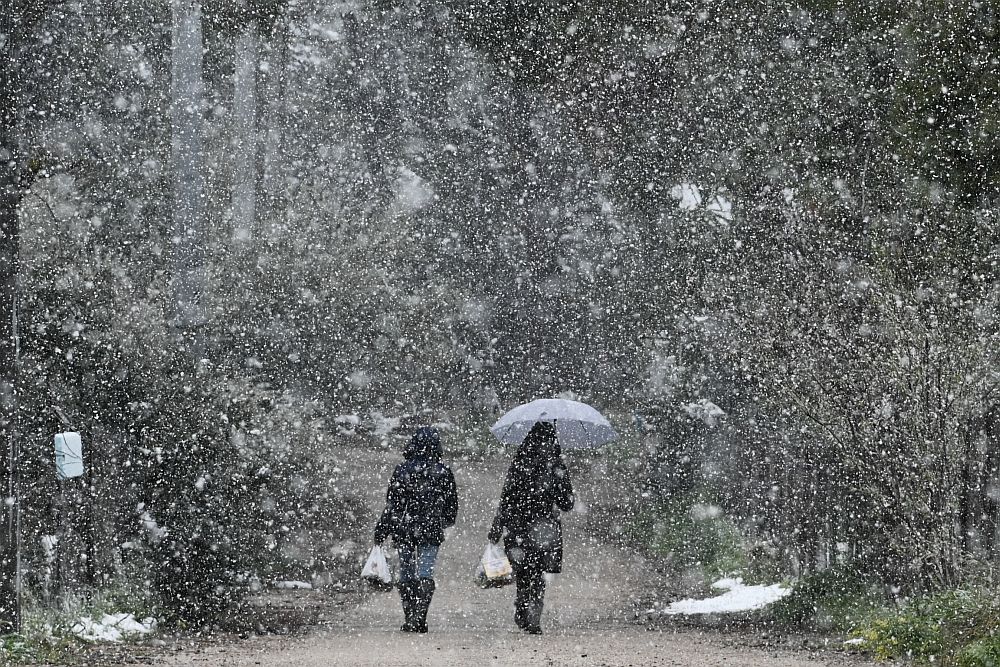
[{"x1": 54, "y1": 432, "x2": 84, "y2": 480}]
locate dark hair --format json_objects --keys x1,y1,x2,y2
[{"x1": 516, "y1": 421, "x2": 559, "y2": 461}]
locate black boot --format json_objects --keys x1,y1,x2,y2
[
  {"x1": 514, "y1": 579, "x2": 530, "y2": 629},
  {"x1": 412, "y1": 578, "x2": 435, "y2": 633},
  {"x1": 398, "y1": 581, "x2": 420, "y2": 632},
  {"x1": 523, "y1": 599, "x2": 543, "y2": 635},
  {"x1": 514, "y1": 606, "x2": 527, "y2": 630},
  {"x1": 514, "y1": 570, "x2": 544, "y2": 634}
]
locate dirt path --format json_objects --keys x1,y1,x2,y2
[{"x1": 157, "y1": 445, "x2": 872, "y2": 667}]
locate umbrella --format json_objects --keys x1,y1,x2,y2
[{"x1": 490, "y1": 398, "x2": 618, "y2": 449}]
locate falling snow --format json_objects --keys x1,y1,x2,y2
[{"x1": 1, "y1": 1, "x2": 998, "y2": 665}]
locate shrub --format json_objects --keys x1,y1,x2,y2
[
  {"x1": 860, "y1": 612, "x2": 948, "y2": 662},
  {"x1": 742, "y1": 540, "x2": 784, "y2": 585},
  {"x1": 958, "y1": 636, "x2": 1000, "y2": 667},
  {"x1": 769, "y1": 566, "x2": 882, "y2": 631},
  {"x1": 620, "y1": 493, "x2": 746, "y2": 579},
  {"x1": 256, "y1": 452, "x2": 370, "y2": 583},
  {"x1": 142, "y1": 371, "x2": 269, "y2": 628},
  {"x1": 856, "y1": 589, "x2": 1000, "y2": 664}
]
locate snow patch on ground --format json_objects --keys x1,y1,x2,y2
[
  {"x1": 274, "y1": 580, "x2": 313, "y2": 590},
  {"x1": 660, "y1": 577, "x2": 790, "y2": 615},
  {"x1": 71, "y1": 613, "x2": 156, "y2": 642}
]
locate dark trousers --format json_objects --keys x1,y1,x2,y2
[
  {"x1": 510, "y1": 549, "x2": 546, "y2": 626},
  {"x1": 397, "y1": 543, "x2": 439, "y2": 583}
]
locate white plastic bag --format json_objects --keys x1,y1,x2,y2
[
  {"x1": 361, "y1": 546, "x2": 393, "y2": 591},
  {"x1": 474, "y1": 559, "x2": 513, "y2": 588},
  {"x1": 481, "y1": 542, "x2": 512, "y2": 580}
]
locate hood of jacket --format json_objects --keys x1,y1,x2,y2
[{"x1": 403, "y1": 426, "x2": 442, "y2": 461}]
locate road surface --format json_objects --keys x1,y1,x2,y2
[{"x1": 156, "y1": 444, "x2": 871, "y2": 667}]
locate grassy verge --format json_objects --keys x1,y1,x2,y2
[
  {"x1": 0, "y1": 589, "x2": 154, "y2": 665},
  {"x1": 854, "y1": 588, "x2": 1000, "y2": 665},
  {"x1": 0, "y1": 631, "x2": 81, "y2": 665},
  {"x1": 764, "y1": 572, "x2": 1000, "y2": 666}
]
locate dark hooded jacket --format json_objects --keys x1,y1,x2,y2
[
  {"x1": 374, "y1": 427, "x2": 458, "y2": 546},
  {"x1": 489, "y1": 421, "x2": 574, "y2": 573}
]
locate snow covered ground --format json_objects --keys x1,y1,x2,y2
[
  {"x1": 657, "y1": 577, "x2": 791, "y2": 615},
  {"x1": 71, "y1": 613, "x2": 157, "y2": 642}
]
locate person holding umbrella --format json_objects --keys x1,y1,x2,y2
[
  {"x1": 374, "y1": 427, "x2": 458, "y2": 633},
  {"x1": 487, "y1": 420, "x2": 574, "y2": 635}
]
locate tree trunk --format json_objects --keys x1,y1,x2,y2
[
  {"x1": 259, "y1": 8, "x2": 290, "y2": 240},
  {"x1": 0, "y1": 10, "x2": 22, "y2": 633},
  {"x1": 982, "y1": 408, "x2": 1000, "y2": 556},
  {"x1": 232, "y1": 21, "x2": 259, "y2": 243},
  {"x1": 170, "y1": 0, "x2": 208, "y2": 358}
]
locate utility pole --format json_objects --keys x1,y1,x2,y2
[{"x1": 0, "y1": 0, "x2": 22, "y2": 635}]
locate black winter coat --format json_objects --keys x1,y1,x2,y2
[
  {"x1": 489, "y1": 422, "x2": 574, "y2": 573},
  {"x1": 374, "y1": 428, "x2": 458, "y2": 547}
]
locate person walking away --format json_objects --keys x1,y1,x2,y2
[
  {"x1": 374, "y1": 427, "x2": 458, "y2": 633},
  {"x1": 488, "y1": 421, "x2": 574, "y2": 634}
]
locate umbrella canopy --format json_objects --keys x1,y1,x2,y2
[{"x1": 490, "y1": 398, "x2": 618, "y2": 449}]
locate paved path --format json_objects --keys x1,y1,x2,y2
[{"x1": 158, "y1": 445, "x2": 872, "y2": 667}]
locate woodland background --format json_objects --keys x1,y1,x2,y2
[{"x1": 1, "y1": 0, "x2": 998, "y2": 630}]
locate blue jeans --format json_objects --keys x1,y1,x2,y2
[{"x1": 397, "y1": 543, "x2": 439, "y2": 583}]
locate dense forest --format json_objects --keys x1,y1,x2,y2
[{"x1": 1, "y1": 0, "x2": 998, "y2": 636}]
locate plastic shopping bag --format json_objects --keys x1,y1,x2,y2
[
  {"x1": 475, "y1": 560, "x2": 514, "y2": 588},
  {"x1": 475, "y1": 542, "x2": 513, "y2": 588},
  {"x1": 361, "y1": 545, "x2": 393, "y2": 592}
]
